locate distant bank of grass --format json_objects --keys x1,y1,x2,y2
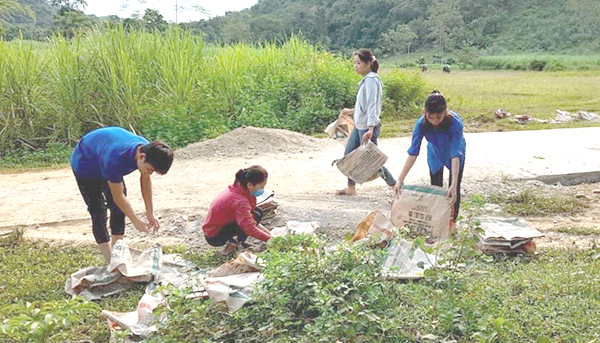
[
  {"x1": 381, "y1": 53, "x2": 600, "y2": 72},
  {"x1": 473, "y1": 54, "x2": 600, "y2": 71}
]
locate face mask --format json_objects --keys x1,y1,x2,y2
[{"x1": 251, "y1": 189, "x2": 265, "y2": 197}]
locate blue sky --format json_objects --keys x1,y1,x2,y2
[{"x1": 84, "y1": 0, "x2": 258, "y2": 23}]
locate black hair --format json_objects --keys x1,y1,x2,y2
[
  {"x1": 354, "y1": 48, "x2": 379, "y2": 73},
  {"x1": 140, "y1": 141, "x2": 174, "y2": 174},
  {"x1": 424, "y1": 90, "x2": 447, "y2": 113},
  {"x1": 235, "y1": 165, "x2": 268, "y2": 188},
  {"x1": 423, "y1": 90, "x2": 452, "y2": 130}
]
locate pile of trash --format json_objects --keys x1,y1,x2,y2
[
  {"x1": 476, "y1": 217, "x2": 543, "y2": 254},
  {"x1": 554, "y1": 109, "x2": 600, "y2": 123},
  {"x1": 66, "y1": 241, "x2": 265, "y2": 339},
  {"x1": 495, "y1": 108, "x2": 600, "y2": 124},
  {"x1": 255, "y1": 189, "x2": 278, "y2": 222}
]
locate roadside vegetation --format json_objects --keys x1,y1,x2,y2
[
  {"x1": 487, "y1": 189, "x2": 587, "y2": 216},
  {"x1": 0, "y1": 27, "x2": 429, "y2": 170},
  {"x1": 1, "y1": 229, "x2": 599, "y2": 342}
]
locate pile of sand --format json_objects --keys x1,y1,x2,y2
[{"x1": 175, "y1": 127, "x2": 322, "y2": 160}]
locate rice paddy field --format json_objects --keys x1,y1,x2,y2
[{"x1": 380, "y1": 68, "x2": 600, "y2": 136}]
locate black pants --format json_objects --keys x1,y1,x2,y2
[
  {"x1": 75, "y1": 175, "x2": 127, "y2": 244},
  {"x1": 205, "y1": 209, "x2": 263, "y2": 247},
  {"x1": 430, "y1": 165, "x2": 463, "y2": 221}
]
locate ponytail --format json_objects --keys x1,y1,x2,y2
[
  {"x1": 235, "y1": 165, "x2": 268, "y2": 188},
  {"x1": 354, "y1": 48, "x2": 379, "y2": 73}
]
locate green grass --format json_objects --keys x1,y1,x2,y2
[
  {"x1": 487, "y1": 189, "x2": 586, "y2": 216},
  {"x1": 0, "y1": 142, "x2": 71, "y2": 171},
  {"x1": 381, "y1": 53, "x2": 600, "y2": 72},
  {"x1": 422, "y1": 70, "x2": 600, "y2": 119},
  {"x1": 1, "y1": 234, "x2": 600, "y2": 342},
  {"x1": 550, "y1": 226, "x2": 600, "y2": 236},
  {"x1": 0, "y1": 234, "x2": 230, "y2": 342},
  {"x1": 379, "y1": 69, "x2": 600, "y2": 137},
  {"x1": 0, "y1": 27, "x2": 430, "y2": 170}
]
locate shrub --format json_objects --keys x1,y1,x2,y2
[
  {"x1": 381, "y1": 69, "x2": 429, "y2": 119},
  {"x1": 529, "y1": 59, "x2": 546, "y2": 71}
]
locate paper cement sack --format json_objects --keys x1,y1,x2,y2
[
  {"x1": 350, "y1": 210, "x2": 394, "y2": 246},
  {"x1": 210, "y1": 252, "x2": 263, "y2": 277},
  {"x1": 381, "y1": 239, "x2": 438, "y2": 280},
  {"x1": 334, "y1": 141, "x2": 388, "y2": 184},
  {"x1": 102, "y1": 293, "x2": 168, "y2": 337},
  {"x1": 325, "y1": 116, "x2": 354, "y2": 146},
  {"x1": 391, "y1": 185, "x2": 452, "y2": 238}
]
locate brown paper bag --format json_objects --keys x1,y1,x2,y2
[
  {"x1": 334, "y1": 141, "x2": 388, "y2": 184},
  {"x1": 210, "y1": 252, "x2": 261, "y2": 277},
  {"x1": 391, "y1": 185, "x2": 451, "y2": 238},
  {"x1": 325, "y1": 116, "x2": 354, "y2": 146},
  {"x1": 350, "y1": 210, "x2": 394, "y2": 246}
]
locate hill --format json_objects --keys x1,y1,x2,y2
[{"x1": 184, "y1": 0, "x2": 600, "y2": 54}]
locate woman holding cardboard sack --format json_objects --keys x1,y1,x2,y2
[
  {"x1": 202, "y1": 166, "x2": 272, "y2": 256},
  {"x1": 394, "y1": 90, "x2": 466, "y2": 221},
  {"x1": 336, "y1": 48, "x2": 396, "y2": 196}
]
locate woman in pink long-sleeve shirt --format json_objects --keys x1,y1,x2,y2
[{"x1": 202, "y1": 165, "x2": 272, "y2": 255}]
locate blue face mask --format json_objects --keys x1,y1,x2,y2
[{"x1": 251, "y1": 189, "x2": 265, "y2": 197}]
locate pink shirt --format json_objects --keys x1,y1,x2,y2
[{"x1": 202, "y1": 183, "x2": 271, "y2": 242}]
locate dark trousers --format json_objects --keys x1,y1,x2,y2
[
  {"x1": 344, "y1": 126, "x2": 396, "y2": 187},
  {"x1": 205, "y1": 209, "x2": 263, "y2": 247},
  {"x1": 430, "y1": 164, "x2": 464, "y2": 221},
  {"x1": 75, "y1": 175, "x2": 127, "y2": 244}
]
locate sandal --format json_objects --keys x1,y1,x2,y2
[
  {"x1": 219, "y1": 243, "x2": 238, "y2": 256},
  {"x1": 335, "y1": 188, "x2": 356, "y2": 196}
]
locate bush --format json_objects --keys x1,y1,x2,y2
[
  {"x1": 0, "y1": 27, "x2": 358, "y2": 157},
  {"x1": 529, "y1": 59, "x2": 546, "y2": 71},
  {"x1": 381, "y1": 69, "x2": 430, "y2": 119}
]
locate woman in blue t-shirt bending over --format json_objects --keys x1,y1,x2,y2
[
  {"x1": 394, "y1": 91, "x2": 466, "y2": 221},
  {"x1": 70, "y1": 126, "x2": 174, "y2": 262}
]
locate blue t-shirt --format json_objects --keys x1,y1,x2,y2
[
  {"x1": 70, "y1": 127, "x2": 149, "y2": 182},
  {"x1": 407, "y1": 111, "x2": 466, "y2": 174}
]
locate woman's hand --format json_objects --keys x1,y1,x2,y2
[
  {"x1": 447, "y1": 186, "x2": 458, "y2": 205},
  {"x1": 362, "y1": 130, "x2": 372, "y2": 142},
  {"x1": 133, "y1": 218, "x2": 150, "y2": 233},
  {"x1": 147, "y1": 212, "x2": 160, "y2": 233},
  {"x1": 393, "y1": 180, "x2": 403, "y2": 198},
  {"x1": 362, "y1": 127, "x2": 375, "y2": 142}
]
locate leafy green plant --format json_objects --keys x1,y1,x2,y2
[
  {"x1": 0, "y1": 298, "x2": 100, "y2": 343},
  {"x1": 381, "y1": 69, "x2": 429, "y2": 119},
  {"x1": 472, "y1": 316, "x2": 514, "y2": 343}
]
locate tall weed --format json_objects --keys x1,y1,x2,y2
[{"x1": 0, "y1": 27, "x2": 428, "y2": 163}]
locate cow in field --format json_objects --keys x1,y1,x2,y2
[
  {"x1": 442, "y1": 64, "x2": 451, "y2": 73},
  {"x1": 421, "y1": 64, "x2": 428, "y2": 72}
]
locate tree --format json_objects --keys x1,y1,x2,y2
[
  {"x1": 427, "y1": 0, "x2": 465, "y2": 62},
  {"x1": 118, "y1": 0, "x2": 208, "y2": 24},
  {"x1": 142, "y1": 8, "x2": 168, "y2": 31},
  {"x1": 53, "y1": 7, "x2": 96, "y2": 37},
  {"x1": 379, "y1": 24, "x2": 417, "y2": 57},
  {"x1": 49, "y1": 0, "x2": 87, "y2": 11},
  {"x1": 0, "y1": 0, "x2": 35, "y2": 33}
]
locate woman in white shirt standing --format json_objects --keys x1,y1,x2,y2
[{"x1": 336, "y1": 48, "x2": 396, "y2": 195}]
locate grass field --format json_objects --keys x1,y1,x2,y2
[
  {"x1": 380, "y1": 69, "x2": 600, "y2": 137},
  {"x1": 1, "y1": 233, "x2": 599, "y2": 342}
]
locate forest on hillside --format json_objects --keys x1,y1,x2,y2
[{"x1": 2, "y1": 0, "x2": 600, "y2": 54}]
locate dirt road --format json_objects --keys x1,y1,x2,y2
[{"x1": 1, "y1": 127, "x2": 600, "y2": 251}]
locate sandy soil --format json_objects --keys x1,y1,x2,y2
[{"x1": 1, "y1": 127, "x2": 599, "y2": 253}]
